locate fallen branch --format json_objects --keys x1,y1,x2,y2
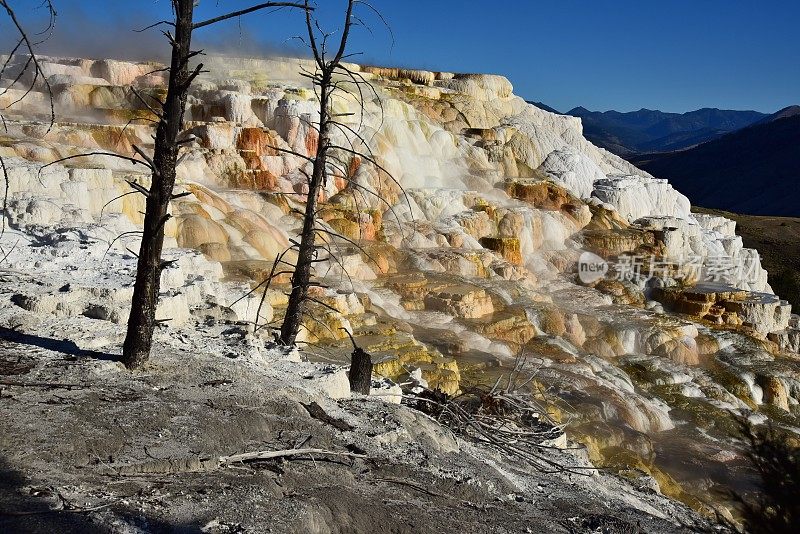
[
  {"x1": 219, "y1": 447, "x2": 365, "y2": 465},
  {"x1": 302, "y1": 401, "x2": 354, "y2": 431},
  {"x1": 111, "y1": 447, "x2": 366, "y2": 476},
  {"x1": 0, "y1": 380, "x2": 89, "y2": 390},
  {"x1": 0, "y1": 501, "x2": 116, "y2": 516},
  {"x1": 403, "y1": 352, "x2": 594, "y2": 476},
  {"x1": 0, "y1": 239, "x2": 17, "y2": 264}
]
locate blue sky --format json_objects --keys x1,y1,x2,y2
[{"x1": 5, "y1": 0, "x2": 798, "y2": 113}]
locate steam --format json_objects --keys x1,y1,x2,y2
[{"x1": 1, "y1": 4, "x2": 306, "y2": 63}]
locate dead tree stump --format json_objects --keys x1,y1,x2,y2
[
  {"x1": 349, "y1": 347, "x2": 373, "y2": 394},
  {"x1": 343, "y1": 328, "x2": 372, "y2": 394}
]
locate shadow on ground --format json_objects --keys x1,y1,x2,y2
[
  {"x1": 0, "y1": 327, "x2": 118, "y2": 361},
  {"x1": 0, "y1": 456, "x2": 207, "y2": 533},
  {"x1": 0, "y1": 455, "x2": 107, "y2": 533}
]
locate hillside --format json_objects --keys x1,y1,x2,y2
[
  {"x1": 635, "y1": 112, "x2": 800, "y2": 216},
  {"x1": 567, "y1": 107, "x2": 766, "y2": 155},
  {"x1": 755, "y1": 104, "x2": 800, "y2": 124},
  {"x1": 1, "y1": 54, "x2": 799, "y2": 525}
]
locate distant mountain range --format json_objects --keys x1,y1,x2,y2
[
  {"x1": 526, "y1": 101, "x2": 799, "y2": 216},
  {"x1": 632, "y1": 107, "x2": 800, "y2": 216},
  {"x1": 565, "y1": 106, "x2": 767, "y2": 155}
]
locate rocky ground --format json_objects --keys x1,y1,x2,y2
[
  {"x1": 0, "y1": 256, "x2": 707, "y2": 533},
  {"x1": 0, "y1": 342, "x2": 706, "y2": 534}
]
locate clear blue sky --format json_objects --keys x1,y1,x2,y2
[{"x1": 5, "y1": 0, "x2": 798, "y2": 113}]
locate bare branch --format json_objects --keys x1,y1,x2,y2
[
  {"x1": 263, "y1": 144, "x2": 315, "y2": 163},
  {"x1": 99, "y1": 190, "x2": 139, "y2": 219},
  {"x1": 331, "y1": 0, "x2": 356, "y2": 66},
  {"x1": 38, "y1": 153, "x2": 152, "y2": 176},
  {"x1": 133, "y1": 20, "x2": 175, "y2": 33},
  {"x1": 0, "y1": 0, "x2": 56, "y2": 130},
  {"x1": 131, "y1": 145, "x2": 155, "y2": 169},
  {"x1": 125, "y1": 179, "x2": 150, "y2": 197},
  {"x1": 130, "y1": 86, "x2": 164, "y2": 118},
  {"x1": 0, "y1": 38, "x2": 23, "y2": 80},
  {"x1": 313, "y1": 226, "x2": 378, "y2": 267},
  {"x1": 102, "y1": 230, "x2": 144, "y2": 260},
  {"x1": 354, "y1": 0, "x2": 395, "y2": 50},
  {"x1": 192, "y1": 2, "x2": 311, "y2": 30},
  {"x1": 304, "y1": 0, "x2": 323, "y2": 68}
]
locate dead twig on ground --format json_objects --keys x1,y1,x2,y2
[
  {"x1": 302, "y1": 401, "x2": 354, "y2": 431},
  {"x1": 0, "y1": 380, "x2": 89, "y2": 390},
  {"x1": 219, "y1": 447, "x2": 365, "y2": 465},
  {"x1": 109, "y1": 447, "x2": 367, "y2": 476},
  {"x1": 404, "y1": 352, "x2": 593, "y2": 475},
  {"x1": 0, "y1": 501, "x2": 117, "y2": 517}
]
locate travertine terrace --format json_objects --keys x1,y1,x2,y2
[{"x1": 1, "y1": 54, "x2": 799, "y2": 515}]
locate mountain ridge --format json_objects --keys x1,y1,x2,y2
[
  {"x1": 755, "y1": 104, "x2": 800, "y2": 125},
  {"x1": 566, "y1": 106, "x2": 767, "y2": 155},
  {"x1": 633, "y1": 113, "x2": 800, "y2": 216}
]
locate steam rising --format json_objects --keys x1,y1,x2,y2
[{"x1": 1, "y1": 4, "x2": 306, "y2": 63}]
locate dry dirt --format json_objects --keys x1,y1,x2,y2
[{"x1": 0, "y1": 317, "x2": 710, "y2": 534}]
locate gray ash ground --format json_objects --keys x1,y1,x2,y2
[{"x1": 0, "y1": 313, "x2": 708, "y2": 533}]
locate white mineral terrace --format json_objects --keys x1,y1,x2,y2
[{"x1": 1, "y1": 54, "x2": 799, "y2": 505}]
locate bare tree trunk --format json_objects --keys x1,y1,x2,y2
[
  {"x1": 122, "y1": 0, "x2": 195, "y2": 368},
  {"x1": 279, "y1": 75, "x2": 331, "y2": 346},
  {"x1": 118, "y1": 1, "x2": 308, "y2": 368},
  {"x1": 278, "y1": 0, "x2": 355, "y2": 346},
  {"x1": 348, "y1": 345, "x2": 373, "y2": 394}
]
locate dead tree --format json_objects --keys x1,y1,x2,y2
[
  {"x1": 0, "y1": 1, "x2": 56, "y2": 242},
  {"x1": 28, "y1": 1, "x2": 311, "y2": 368},
  {"x1": 119, "y1": 0, "x2": 196, "y2": 369},
  {"x1": 221, "y1": 0, "x2": 408, "y2": 349},
  {"x1": 342, "y1": 327, "x2": 372, "y2": 393},
  {"x1": 278, "y1": 0, "x2": 355, "y2": 346},
  {"x1": 118, "y1": 1, "x2": 309, "y2": 369},
  {"x1": 277, "y1": 0, "x2": 398, "y2": 347}
]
